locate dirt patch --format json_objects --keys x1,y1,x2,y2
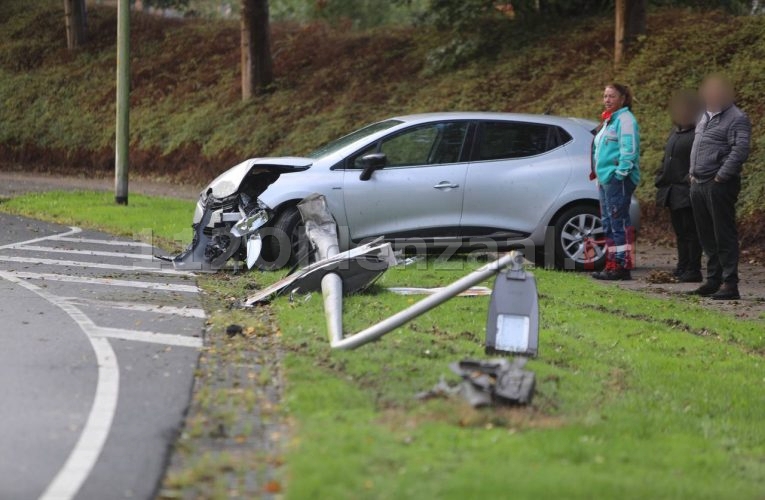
[
  {"x1": 0, "y1": 170, "x2": 202, "y2": 200},
  {"x1": 620, "y1": 241, "x2": 765, "y2": 322},
  {"x1": 644, "y1": 269, "x2": 677, "y2": 284},
  {"x1": 379, "y1": 402, "x2": 565, "y2": 433}
]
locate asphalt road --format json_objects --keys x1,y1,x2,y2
[{"x1": 0, "y1": 214, "x2": 205, "y2": 500}]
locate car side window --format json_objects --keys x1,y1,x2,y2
[
  {"x1": 476, "y1": 122, "x2": 567, "y2": 161},
  {"x1": 350, "y1": 122, "x2": 469, "y2": 168}
]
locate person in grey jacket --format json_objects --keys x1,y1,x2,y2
[
  {"x1": 688, "y1": 75, "x2": 751, "y2": 300},
  {"x1": 655, "y1": 90, "x2": 702, "y2": 282}
]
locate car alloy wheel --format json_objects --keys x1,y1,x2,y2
[{"x1": 559, "y1": 211, "x2": 605, "y2": 269}]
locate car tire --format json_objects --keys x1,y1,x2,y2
[
  {"x1": 551, "y1": 205, "x2": 606, "y2": 271},
  {"x1": 257, "y1": 206, "x2": 309, "y2": 270}
]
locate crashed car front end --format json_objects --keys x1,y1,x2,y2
[{"x1": 165, "y1": 157, "x2": 311, "y2": 271}]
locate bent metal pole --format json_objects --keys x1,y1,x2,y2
[
  {"x1": 322, "y1": 272, "x2": 344, "y2": 344},
  {"x1": 331, "y1": 251, "x2": 523, "y2": 350},
  {"x1": 320, "y1": 238, "x2": 343, "y2": 345}
]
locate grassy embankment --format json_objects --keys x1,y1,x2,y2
[
  {"x1": 1, "y1": 0, "x2": 765, "y2": 234},
  {"x1": 2, "y1": 192, "x2": 764, "y2": 499}
]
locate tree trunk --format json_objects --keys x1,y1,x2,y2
[
  {"x1": 241, "y1": 0, "x2": 274, "y2": 100},
  {"x1": 64, "y1": 0, "x2": 87, "y2": 49},
  {"x1": 614, "y1": 0, "x2": 646, "y2": 65}
]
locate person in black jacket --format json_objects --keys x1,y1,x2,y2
[
  {"x1": 689, "y1": 75, "x2": 751, "y2": 300},
  {"x1": 655, "y1": 90, "x2": 703, "y2": 282}
]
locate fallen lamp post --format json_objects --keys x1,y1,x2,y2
[
  {"x1": 330, "y1": 251, "x2": 535, "y2": 351},
  {"x1": 288, "y1": 194, "x2": 539, "y2": 352}
]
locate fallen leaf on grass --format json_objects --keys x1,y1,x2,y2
[
  {"x1": 263, "y1": 480, "x2": 282, "y2": 493},
  {"x1": 645, "y1": 269, "x2": 676, "y2": 284}
]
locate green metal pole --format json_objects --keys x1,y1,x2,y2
[{"x1": 115, "y1": 0, "x2": 130, "y2": 205}]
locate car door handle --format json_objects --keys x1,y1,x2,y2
[{"x1": 433, "y1": 181, "x2": 460, "y2": 190}]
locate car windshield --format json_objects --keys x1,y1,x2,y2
[{"x1": 307, "y1": 120, "x2": 403, "y2": 159}]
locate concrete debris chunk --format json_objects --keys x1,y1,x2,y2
[
  {"x1": 417, "y1": 358, "x2": 535, "y2": 408},
  {"x1": 450, "y1": 358, "x2": 536, "y2": 407}
]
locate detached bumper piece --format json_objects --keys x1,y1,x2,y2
[{"x1": 243, "y1": 239, "x2": 395, "y2": 306}]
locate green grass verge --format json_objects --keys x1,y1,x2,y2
[
  {"x1": 4, "y1": 191, "x2": 763, "y2": 499},
  {"x1": 0, "y1": 190, "x2": 194, "y2": 251},
  {"x1": 275, "y1": 263, "x2": 765, "y2": 499}
]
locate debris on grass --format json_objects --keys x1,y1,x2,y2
[
  {"x1": 417, "y1": 358, "x2": 536, "y2": 408},
  {"x1": 226, "y1": 324, "x2": 244, "y2": 337}
]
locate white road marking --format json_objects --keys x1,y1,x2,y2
[
  {"x1": 0, "y1": 226, "x2": 82, "y2": 250},
  {"x1": 1, "y1": 225, "x2": 204, "y2": 497},
  {"x1": 50, "y1": 236, "x2": 154, "y2": 248},
  {"x1": 12, "y1": 245, "x2": 156, "y2": 261},
  {"x1": 0, "y1": 255, "x2": 191, "y2": 276},
  {"x1": 61, "y1": 297, "x2": 206, "y2": 319},
  {"x1": 93, "y1": 327, "x2": 203, "y2": 348},
  {"x1": 8, "y1": 271, "x2": 199, "y2": 293},
  {"x1": 0, "y1": 272, "x2": 120, "y2": 500}
]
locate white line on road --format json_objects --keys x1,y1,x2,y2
[
  {"x1": 0, "y1": 255, "x2": 191, "y2": 276},
  {"x1": 50, "y1": 236, "x2": 154, "y2": 248},
  {"x1": 0, "y1": 226, "x2": 82, "y2": 250},
  {"x1": 12, "y1": 245, "x2": 157, "y2": 261},
  {"x1": 0, "y1": 223, "x2": 204, "y2": 498},
  {"x1": 8, "y1": 271, "x2": 200, "y2": 293},
  {"x1": 61, "y1": 297, "x2": 206, "y2": 319},
  {"x1": 93, "y1": 326, "x2": 203, "y2": 348},
  {"x1": 0, "y1": 271, "x2": 120, "y2": 500}
]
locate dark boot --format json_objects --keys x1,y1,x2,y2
[
  {"x1": 687, "y1": 281, "x2": 721, "y2": 297},
  {"x1": 592, "y1": 260, "x2": 616, "y2": 280},
  {"x1": 592, "y1": 267, "x2": 632, "y2": 281},
  {"x1": 710, "y1": 283, "x2": 740, "y2": 301},
  {"x1": 678, "y1": 270, "x2": 703, "y2": 283}
]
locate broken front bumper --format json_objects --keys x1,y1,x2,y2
[{"x1": 164, "y1": 195, "x2": 271, "y2": 271}]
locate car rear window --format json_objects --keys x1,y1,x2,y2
[{"x1": 476, "y1": 122, "x2": 571, "y2": 161}]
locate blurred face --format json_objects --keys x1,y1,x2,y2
[
  {"x1": 603, "y1": 87, "x2": 625, "y2": 113},
  {"x1": 670, "y1": 99, "x2": 697, "y2": 129},
  {"x1": 700, "y1": 77, "x2": 734, "y2": 112}
]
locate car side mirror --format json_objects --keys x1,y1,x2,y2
[{"x1": 359, "y1": 153, "x2": 387, "y2": 181}]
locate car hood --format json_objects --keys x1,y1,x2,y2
[{"x1": 204, "y1": 157, "x2": 313, "y2": 199}]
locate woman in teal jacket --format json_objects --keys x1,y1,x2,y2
[{"x1": 591, "y1": 83, "x2": 640, "y2": 281}]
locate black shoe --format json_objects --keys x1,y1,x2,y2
[
  {"x1": 672, "y1": 267, "x2": 685, "y2": 278},
  {"x1": 710, "y1": 284, "x2": 740, "y2": 301},
  {"x1": 678, "y1": 270, "x2": 703, "y2": 283},
  {"x1": 687, "y1": 281, "x2": 721, "y2": 297},
  {"x1": 592, "y1": 268, "x2": 632, "y2": 281}
]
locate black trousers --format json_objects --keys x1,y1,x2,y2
[
  {"x1": 689, "y1": 177, "x2": 741, "y2": 285},
  {"x1": 669, "y1": 206, "x2": 702, "y2": 273}
]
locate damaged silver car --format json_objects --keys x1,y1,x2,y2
[
  {"x1": 165, "y1": 157, "x2": 311, "y2": 271},
  {"x1": 168, "y1": 112, "x2": 640, "y2": 271}
]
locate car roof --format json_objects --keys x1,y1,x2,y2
[{"x1": 389, "y1": 112, "x2": 593, "y2": 129}]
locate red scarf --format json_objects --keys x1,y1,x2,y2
[{"x1": 590, "y1": 109, "x2": 614, "y2": 181}]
